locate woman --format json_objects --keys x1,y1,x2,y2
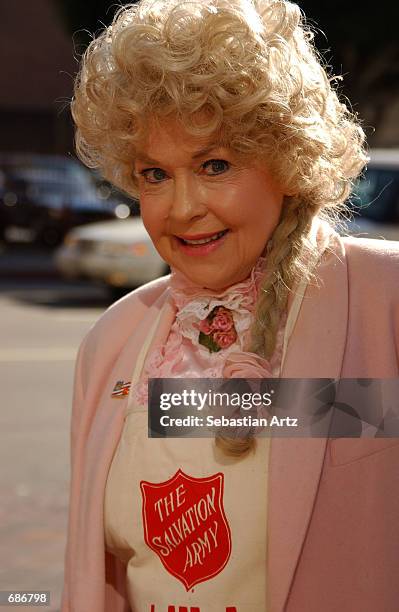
[{"x1": 62, "y1": 0, "x2": 399, "y2": 610}]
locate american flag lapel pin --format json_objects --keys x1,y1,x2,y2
[{"x1": 111, "y1": 380, "x2": 131, "y2": 399}]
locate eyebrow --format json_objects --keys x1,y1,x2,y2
[{"x1": 135, "y1": 143, "x2": 225, "y2": 166}]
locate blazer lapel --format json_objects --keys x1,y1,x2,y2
[{"x1": 267, "y1": 235, "x2": 349, "y2": 612}]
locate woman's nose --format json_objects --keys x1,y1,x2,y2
[{"x1": 168, "y1": 175, "x2": 207, "y2": 222}]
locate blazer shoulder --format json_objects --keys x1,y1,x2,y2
[
  {"x1": 102, "y1": 273, "x2": 171, "y2": 323},
  {"x1": 342, "y1": 235, "x2": 399, "y2": 265},
  {"x1": 79, "y1": 274, "x2": 171, "y2": 359},
  {"x1": 342, "y1": 237, "x2": 399, "y2": 302},
  {"x1": 342, "y1": 235, "x2": 399, "y2": 280}
]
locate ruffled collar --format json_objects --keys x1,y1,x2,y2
[
  {"x1": 169, "y1": 255, "x2": 267, "y2": 312},
  {"x1": 168, "y1": 255, "x2": 267, "y2": 355}
]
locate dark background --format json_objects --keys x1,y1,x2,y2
[{"x1": 1, "y1": 0, "x2": 398, "y2": 159}]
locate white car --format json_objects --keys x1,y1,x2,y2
[
  {"x1": 343, "y1": 148, "x2": 399, "y2": 241},
  {"x1": 55, "y1": 217, "x2": 170, "y2": 293}
]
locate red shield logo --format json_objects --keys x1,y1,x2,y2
[{"x1": 140, "y1": 469, "x2": 231, "y2": 590}]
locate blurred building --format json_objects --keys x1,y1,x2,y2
[
  {"x1": 0, "y1": 0, "x2": 76, "y2": 155},
  {"x1": 1, "y1": 0, "x2": 398, "y2": 154}
]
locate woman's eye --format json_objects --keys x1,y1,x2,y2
[
  {"x1": 137, "y1": 159, "x2": 230, "y2": 183},
  {"x1": 140, "y1": 168, "x2": 167, "y2": 183},
  {"x1": 203, "y1": 159, "x2": 230, "y2": 175}
]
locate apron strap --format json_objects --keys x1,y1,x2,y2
[
  {"x1": 280, "y1": 220, "x2": 332, "y2": 373},
  {"x1": 127, "y1": 304, "x2": 166, "y2": 405},
  {"x1": 280, "y1": 275, "x2": 308, "y2": 372}
]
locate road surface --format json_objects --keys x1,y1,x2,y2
[{"x1": 0, "y1": 280, "x2": 111, "y2": 611}]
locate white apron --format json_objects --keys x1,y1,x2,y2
[
  {"x1": 103, "y1": 266, "x2": 310, "y2": 612},
  {"x1": 104, "y1": 307, "x2": 271, "y2": 612}
]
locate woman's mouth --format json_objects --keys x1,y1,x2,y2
[
  {"x1": 178, "y1": 229, "x2": 228, "y2": 245},
  {"x1": 174, "y1": 229, "x2": 230, "y2": 255}
]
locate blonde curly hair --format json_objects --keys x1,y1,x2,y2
[{"x1": 72, "y1": 0, "x2": 367, "y2": 456}]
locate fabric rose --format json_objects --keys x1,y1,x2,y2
[
  {"x1": 210, "y1": 307, "x2": 234, "y2": 332},
  {"x1": 198, "y1": 305, "x2": 238, "y2": 353},
  {"x1": 213, "y1": 329, "x2": 237, "y2": 349}
]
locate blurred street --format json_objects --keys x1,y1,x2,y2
[{"x1": 0, "y1": 249, "x2": 112, "y2": 611}]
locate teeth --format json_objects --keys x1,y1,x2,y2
[{"x1": 182, "y1": 230, "x2": 226, "y2": 245}]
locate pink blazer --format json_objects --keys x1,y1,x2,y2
[{"x1": 62, "y1": 234, "x2": 399, "y2": 612}]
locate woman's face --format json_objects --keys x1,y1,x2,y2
[{"x1": 134, "y1": 119, "x2": 285, "y2": 290}]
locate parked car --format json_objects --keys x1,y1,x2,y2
[
  {"x1": 91, "y1": 171, "x2": 140, "y2": 218},
  {"x1": 343, "y1": 148, "x2": 399, "y2": 241},
  {"x1": 55, "y1": 218, "x2": 170, "y2": 295},
  {"x1": 0, "y1": 153, "x2": 131, "y2": 247}
]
